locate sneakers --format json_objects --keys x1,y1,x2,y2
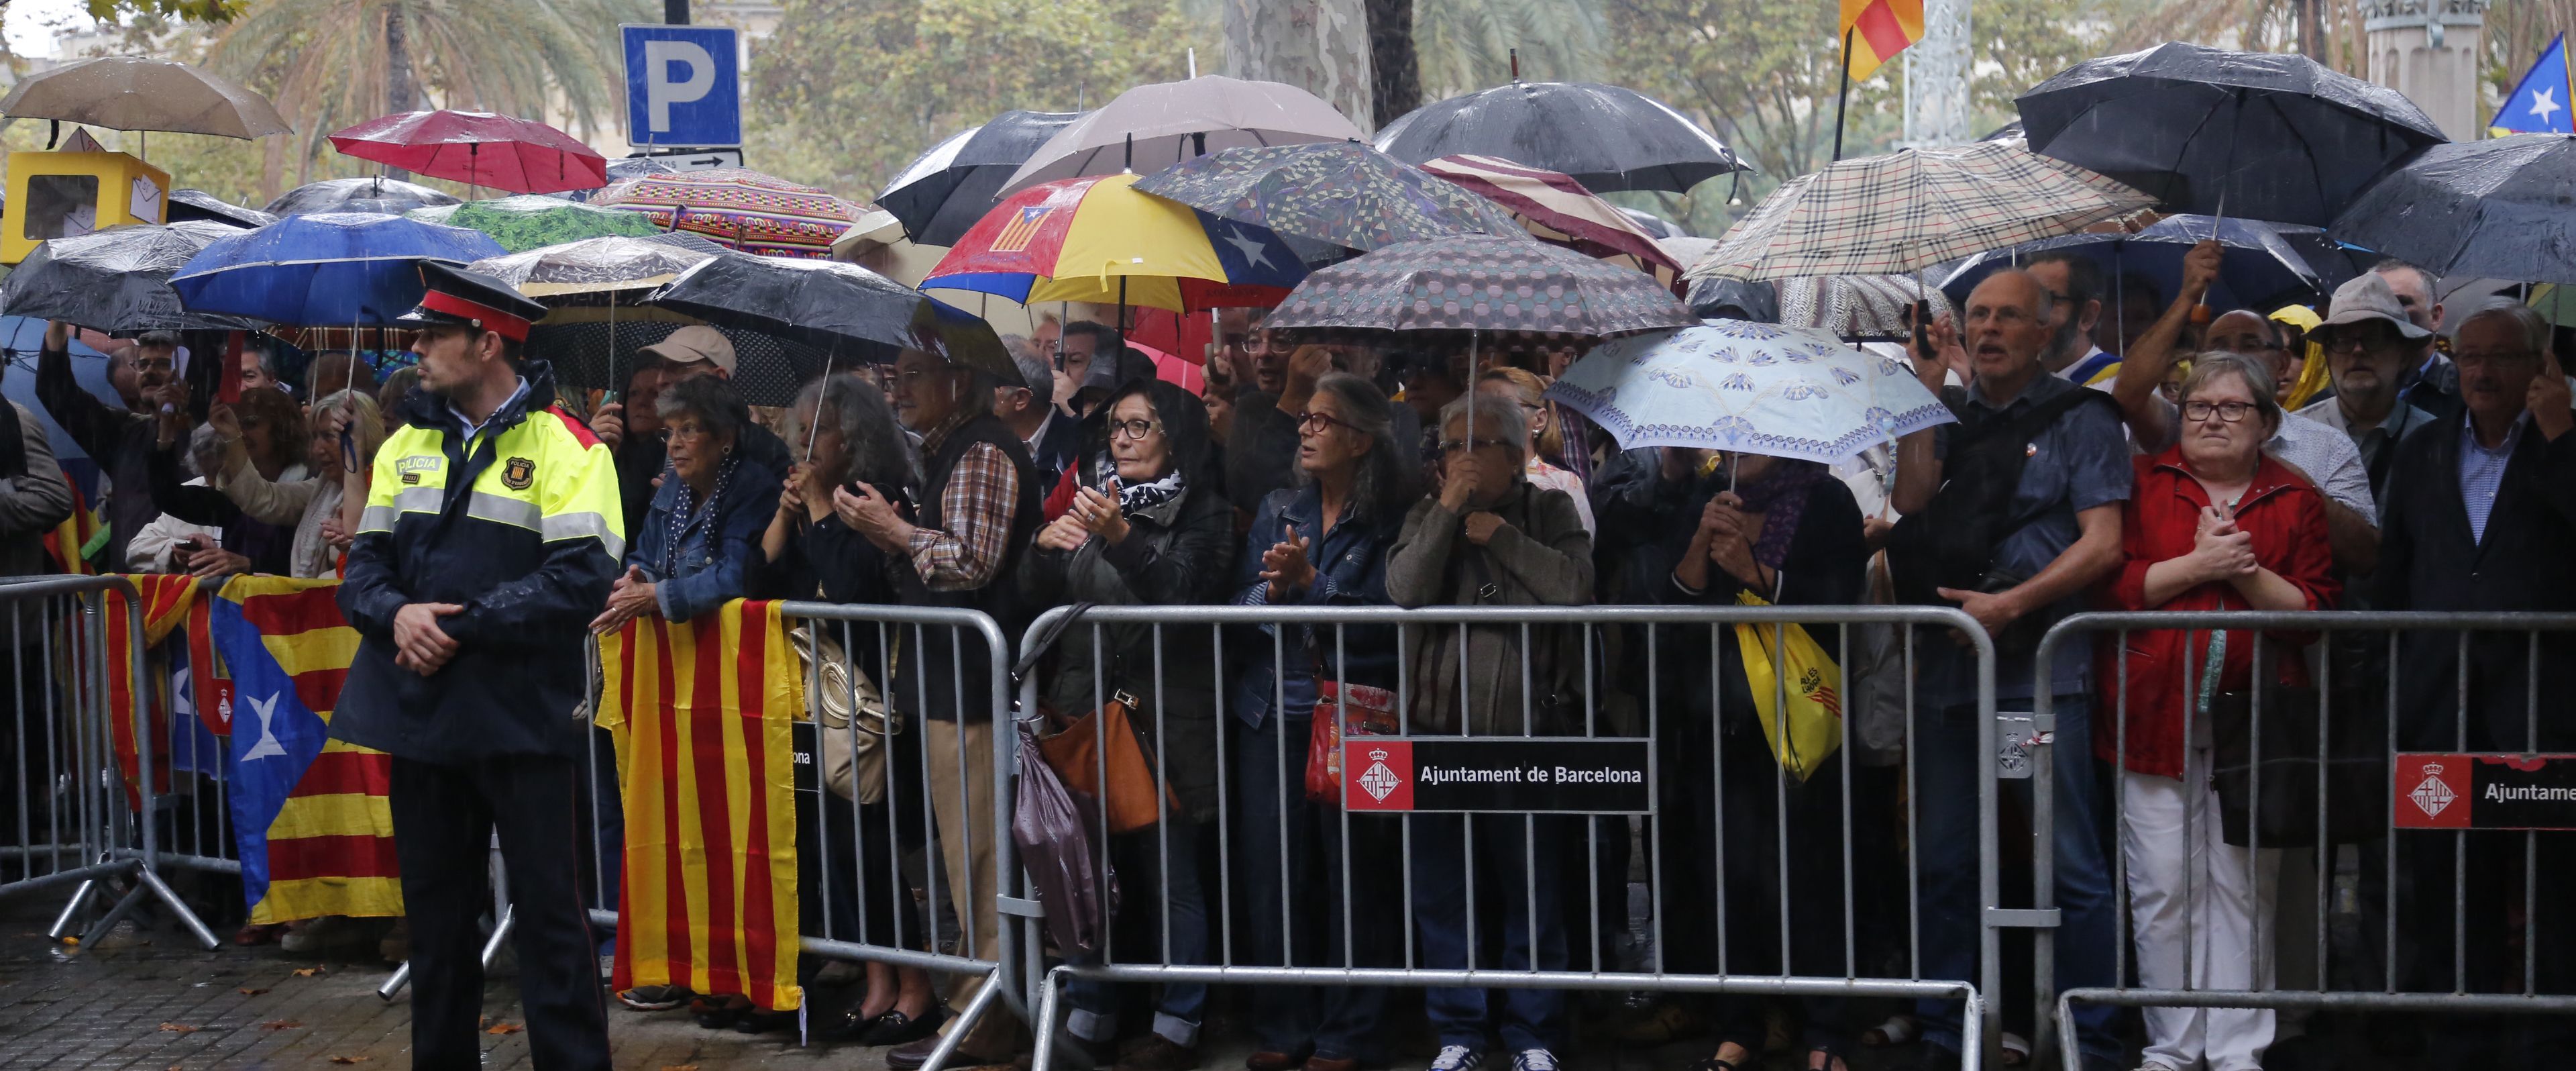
[
  {"x1": 616, "y1": 984, "x2": 692, "y2": 1011},
  {"x1": 1511, "y1": 1051, "x2": 1558, "y2": 1071},
  {"x1": 1431, "y1": 1046, "x2": 1485, "y2": 1071}
]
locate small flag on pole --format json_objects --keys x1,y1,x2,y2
[
  {"x1": 2492, "y1": 34, "x2": 2573, "y2": 136},
  {"x1": 1840, "y1": 0, "x2": 1926, "y2": 83}
]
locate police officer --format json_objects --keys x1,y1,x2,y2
[{"x1": 335, "y1": 262, "x2": 622, "y2": 1070}]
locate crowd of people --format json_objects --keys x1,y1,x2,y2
[{"x1": 0, "y1": 235, "x2": 2569, "y2": 1071}]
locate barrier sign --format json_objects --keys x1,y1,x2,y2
[
  {"x1": 1344, "y1": 737, "x2": 1653, "y2": 813},
  {"x1": 2394, "y1": 753, "x2": 2576, "y2": 830}
]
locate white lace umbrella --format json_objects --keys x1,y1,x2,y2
[{"x1": 1544, "y1": 319, "x2": 1954, "y2": 463}]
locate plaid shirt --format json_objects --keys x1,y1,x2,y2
[{"x1": 906, "y1": 412, "x2": 1020, "y2": 591}]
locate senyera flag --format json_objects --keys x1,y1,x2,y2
[
  {"x1": 596, "y1": 600, "x2": 806, "y2": 1013},
  {"x1": 1841, "y1": 0, "x2": 1925, "y2": 82},
  {"x1": 209, "y1": 576, "x2": 401, "y2": 923},
  {"x1": 101, "y1": 574, "x2": 221, "y2": 807}
]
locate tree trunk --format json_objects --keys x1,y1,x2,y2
[
  {"x1": 1223, "y1": 0, "x2": 1375, "y2": 134},
  {"x1": 1365, "y1": 0, "x2": 1419, "y2": 129},
  {"x1": 384, "y1": 1, "x2": 418, "y2": 178}
]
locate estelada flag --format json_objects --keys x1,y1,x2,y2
[
  {"x1": 2492, "y1": 33, "x2": 2574, "y2": 136},
  {"x1": 596, "y1": 600, "x2": 805, "y2": 1012},
  {"x1": 1840, "y1": 0, "x2": 1925, "y2": 83},
  {"x1": 208, "y1": 576, "x2": 401, "y2": 923},
  {"x1": 102, "y1": 574, "x2": 215, "y2": 806}
]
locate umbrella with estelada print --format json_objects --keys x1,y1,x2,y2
[
  {"x1": 592, "y1": 168, "x2": 865, "y2": 259},
  {"x1": 922, "y1": 172, "x2": 1308, "y2": 313}
]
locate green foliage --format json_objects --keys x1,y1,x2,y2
[
  {"x1": 1411, "y1": 0, "x2": 1605, "y2": 99},
  {"x1": 745, "y1": 0, "x2": 1219, "y2": 199},
  {"x1": 84, "y1": 0, "x2": 246, "y2": 22}
]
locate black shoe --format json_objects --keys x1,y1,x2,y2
[
  {"x1": 735, "y1": 1007, "x2": 797, "y2": 1034},
  {"x1": 860, "y1": 1005, "x2": 949, "y2": 1047},
  {"x1": 692, "y1": 994, "x2": 749, "y2": 1030}
]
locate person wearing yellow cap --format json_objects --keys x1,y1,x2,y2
[
  {"x1": 2269, "y1": 303, "x2": 2327, "y2": 410},
  {"x1": 335, "y1": 260, "x2": 621, "y2": 1071}
]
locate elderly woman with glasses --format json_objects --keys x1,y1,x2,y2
[
  {"x1": 592, "y1": 374, "x2": 785, "y2": 632},
  {"x1": 2103, "y1": 351, "x2": 2339, "y2": 1071}
]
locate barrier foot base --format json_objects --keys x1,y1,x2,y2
[
  {"x1": 1030, "y1": 967, "x2": 1091, "y2": 1071},
  {"x1": 481, "y1": 906, "x2": 515, "y2": 970},
  {"x1": 919, "y1": 972, "x2": 1004, "y2": 1071},
  {"x1": 380, "y1": 961, "x2": 410, "y2": 1003},
  {"x1": 135, "y1": 864, "x2": 218, "y2": 950},
  {"x1": 47, "y1": 878, "x2": 96, "y2": 941}
]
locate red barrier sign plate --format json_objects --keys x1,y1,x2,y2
[
  {"x1": 2393, "y1": 753, "x2": 2576, "y2": 830},
  {"x1": 1343, "y1": 737, "x2": 1653, "y2": 814}
]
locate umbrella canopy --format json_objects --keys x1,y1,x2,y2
[
  {"x1": 1375, "y1": 81, "x2": 1748, "y2": 194},
  {"x1": 329, "y1": 110, "x2": 609, "y2": 195},
  {"x1": 171, "y1": 213, "x2": 506, "y2": 325},
  {"x1": 470, "y1": 233, "x2": 727, "y2": 297},
  {"x1": 1001, "y1": 76, "x2": 1367, "y2": 193},
  {"x1": 1772, "y1": 275, "x2": 1955, "y2": 342},
  {"x1": 1686, "y1": 141, "x2": 2153, "y2": 282},
  {"x1": 0, "y1": 56, "x2": 290, "y2": 138},
  {"x1": 2327, "y1": 134, "x2": 2576, "y2": 285},
  {"x1": 1417, "y1": 154, "x2": 1686, "y2": 291},
  {"x1": 923, "y1": 172, "x2": 1307, "y2": 313},
  {"x1": 591, "y1": 168, "x2": 863, "y2": 258},
  {"x1": 1, "y1": 221, "x2": 262, "y2": 332},
  {"x1": 533, "y1": 306, "x2": 839, "y2": 408},
  {"x1": 265, "y1": 176, "x2": 461, "y2": 217},
  {"x1": 1939, "y1": 214, "x2": 2320, "y2": 316},
  {"x1": 881, "y1": 110, "x2": 1083, "y2": 246},
  {"x1": 409, "y1": 195, "x2": 665, "y2": 254},
  {"x1": 1130, "y1": 142, "x2": 1524, "y2": 253},
  {"x1": 168, "y1": 189, "x2": 276, "y2": 228},
  {"x1": 1545, "y1": 319, "x2": 1955, "y2": 460},
  {"x1": 2266, "y1": 223, "x2": 2371, "y2": 295},
  {"x1": 1266, "y1": 234, "x2": 1697, "y2": 336},
  {"x1": 0, "y1": 316, "x2": 123, "y2": 475},
  {"x1": 645, "y1": 254, "x2": 1015, "y2": 382},
  {"x1": 2017, "y1": 42, "x2": 2447, "y2": 227}
]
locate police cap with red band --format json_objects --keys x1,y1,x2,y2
[{"x1": 394, "y1": 260, "x2": 547, "y2": 343}]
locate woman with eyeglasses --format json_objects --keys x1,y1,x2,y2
[
  {"x1": 1230, "y1": 372, "x2": 1416, "y2": 1071},
  {"x1": 1474, "y1": 368, "x2": 1595, "y2": 536},
  {"x1": 145, "y1": 385, "x2": 309, "y2": 578},
  {"x1": 592, "y1": 374, "x2": 785, "y2": 633},
  {"x1": 1018, "y1": 378, "x2": 1233, "y2": 1070},
  {"x1": 2104, "y1": 351, "x2": 2337, "y2": 1071}
]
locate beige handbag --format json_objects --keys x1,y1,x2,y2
[{"x1": 790, "y1": 623, "x2": 900, "y2": 805}]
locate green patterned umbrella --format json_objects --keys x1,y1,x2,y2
[
  {"x1": 407, "y1": 195, "x2": 662, "y2": 253},
  {"x1": 1133, "y1": 142, "x2": 1525, "y2": 252},
  {"x1": 1265, "y1": 234, "x2": 1696, "y2": 336}
]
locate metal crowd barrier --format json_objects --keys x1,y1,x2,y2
[
  {"x1": 2031, "y1": 610, "x2": 2576, "y2": 1071},
  {"x1": 0, "y1": 575, "x2": 217, "y2": 950},
  {"x1": 1010, "y1": 604, "x2": 1999, "y2": 1071}
]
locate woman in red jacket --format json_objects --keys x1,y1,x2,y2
[{"x1": 2100, "y1": 352, "x2": 2339, "y2": 1071}]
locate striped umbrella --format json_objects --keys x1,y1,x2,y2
[
  {"x1": 1417, "y1": 154, "x2": 1685, "y2": 292},
  {"x1": 592, "y1": 168, "x2": 864, "y2": 259}
]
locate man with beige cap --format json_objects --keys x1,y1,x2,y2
[{"x1": 2298, "y1": 272, "x2": 2438, "y2": 509}]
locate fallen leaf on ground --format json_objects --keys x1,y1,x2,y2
[
  {"x1": 237, "y1": 987, "x2": 269, "y2": 996},
  {"x1": 328, "y1": 1057, "x2": 371, "y2": 1065},
  {"x1": 661, "y1": 1065, "x2": 702, "y2": 1071},
  {"x1": 260, "y1": 1019, "x2": 303, "y2": 1031},
  {"x1": 156, "y1": 1023, "x2": 199, "y2": 1033},
  {"x1": 485, "y1": 1021, "x2": 525, "y2": 1035},
  {"x1": 291, "y1": 967, "x2": 325, "y2": 977}
]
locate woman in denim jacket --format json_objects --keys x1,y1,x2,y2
[{"x1": 592, "y1": 374, "x2": 784, "y2": 629}]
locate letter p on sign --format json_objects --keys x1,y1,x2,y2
[{"x1": 623, "y1": 24, "x2": 742, "y2": 148}]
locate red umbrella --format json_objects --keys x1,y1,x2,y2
[{"x1": 329, "y1": 110, "x2": 608, "y2": 195}]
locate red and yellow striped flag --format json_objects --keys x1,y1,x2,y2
[
  {"x1": 596, "y1": 600, "x2": 806, "y2": 1012},
  {"x1": 1840, "y1": 0, "x2": 1925, "y2": 82},
  {"x1": 102, "y1": 574, "x2": 205, "y2": 805}
]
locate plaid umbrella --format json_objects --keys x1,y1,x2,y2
[
  {"x1": 1417, "y1": 154, "x2": 1685, "y2": 292},
  {"x1": 1685, "y1": 141, "x2": 2153, "y2": 283},
  {"x1": 1130, "y1": 142, "x2": 1523, "y2": 252},
  {"x1": 1266, "y1": 235, "x2": 1697, "y2": 336},
  {"x1": 592, "y1": 168, "x2": 863, "y2": 259}
]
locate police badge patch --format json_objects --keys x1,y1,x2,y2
[{"x1": 502, "y1": 456, "x2": 535, "y2": 491}]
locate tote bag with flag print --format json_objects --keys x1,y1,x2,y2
[{"x1": 1732, "y1": 589, "x2": 1844, "y2": 781}]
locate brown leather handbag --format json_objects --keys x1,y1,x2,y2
[{"x1": 1037, "y1": 688, "x2": 1183, "y2": 834}]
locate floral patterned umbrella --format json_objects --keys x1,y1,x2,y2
[
  {"x1": 591, "y1": 168, "x2": 863, "y2": 258},
  {"x1": 1130, "y1": 142, "x2": 1524, "y2": 252},
  {"x1": 1544, "y1": 319, "x2": 1954, "y2": 462},
  {"x1": 1264, "y1": 234, "x2": 1695, "y2": 336},
  {"x1": 409, "y1": 195, "x2": 664, "y2": 254}
]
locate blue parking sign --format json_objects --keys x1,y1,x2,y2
[{"x1": 622, "y1": 23, "x2": 742, "y2": 148}]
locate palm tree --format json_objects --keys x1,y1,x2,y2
[{"x1": 203, "y1": 0, "x2": 649, "y2": 196}]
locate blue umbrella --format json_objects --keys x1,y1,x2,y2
[
  {"x1": 170, "y1": 212, "x2": 506, "y2": 326},
  {"x1": 0, "y1": 315, "x2": 122, "y2": 485},
  {"x1": 1937, "y1": 214, "x2": 2321, "y2": 319}
]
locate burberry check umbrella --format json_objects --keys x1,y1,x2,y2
[
  {"x1": 1265, "y1": 235, "x2": 1696, "y2": 336},
  {"x1": 1684, "y1": 140, "x2": 2154, "y2": 283}
]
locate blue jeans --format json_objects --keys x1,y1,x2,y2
[
  {"x1": 1410, "y1": 813, "x2": 1569, "y2": 1055},
  {"x1": 1911, "y1": 694, "x2": 2120, "y2": 1064},
  {"x1": 1235, "y1": 714, "x2": 1395, "y2": 1062},
  {"x1": 1068, "y1": 820, "x2": 1210, "y2": 1048}
]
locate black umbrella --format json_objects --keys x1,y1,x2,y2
[
  {"x1": 2017, "y1": 42, "x2": 2447, "y2": 227},
  {"x1": 643, "y1": 254, "x2": 1014, "y2": 381},
  {"x1": 0, "y1": 221, "x2": 264, "y2": 332},
  {"x1": 1374, "y1": 81, "x2": 1749, "y2": 194},
  {"x1": 2266, "y1": 223, "x2": 2372, "y2": 295},
  {"x1": 167, "y1": 189, "x2": 277, "y2": 227},
  {"x1": 264, "y1": 176, "x2": 462, "y2": 216},
  {"x1": 532, "y1": 310, "x2": 834, "y2": 408},
  {"x1": 1938, "y1": 214, "x2": 2322, "y2": 316},
  {"x1": 2328, "y1": 134, "x2": 2576, "y2": 285},
  {"x1": 880, "y1": 110, "x2": 1082, "y2": 247}
]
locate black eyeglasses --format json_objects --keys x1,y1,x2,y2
[
  {"x1": 2182, "y1": 400, "x2": 2259, "y2": 423},
  {"x1": 1292, "y1": 410, "x2": 1356, "y2": 435},
  {"x1": 1107, "y1": 418, "x2": 1163, "y2": 440}
]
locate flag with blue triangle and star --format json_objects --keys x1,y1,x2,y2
[{"x1": 2493, "y1": 34, "x2": 2573, "y2": 136}]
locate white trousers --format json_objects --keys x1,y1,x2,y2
[{"x1": 2121, "y1": 746, "x2": 2278, "y2": 1071}]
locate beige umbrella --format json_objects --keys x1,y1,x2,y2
[
  {"x1": 1000, "y1": 75, "x2": 1365, "y2": 194},
  {"x1": 0, "y1": 56, "x2": 291, "y2": 140}
]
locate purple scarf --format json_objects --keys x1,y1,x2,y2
[{"x1": 1732, "y1": 459, "x2": 1831, "y2": 569}]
